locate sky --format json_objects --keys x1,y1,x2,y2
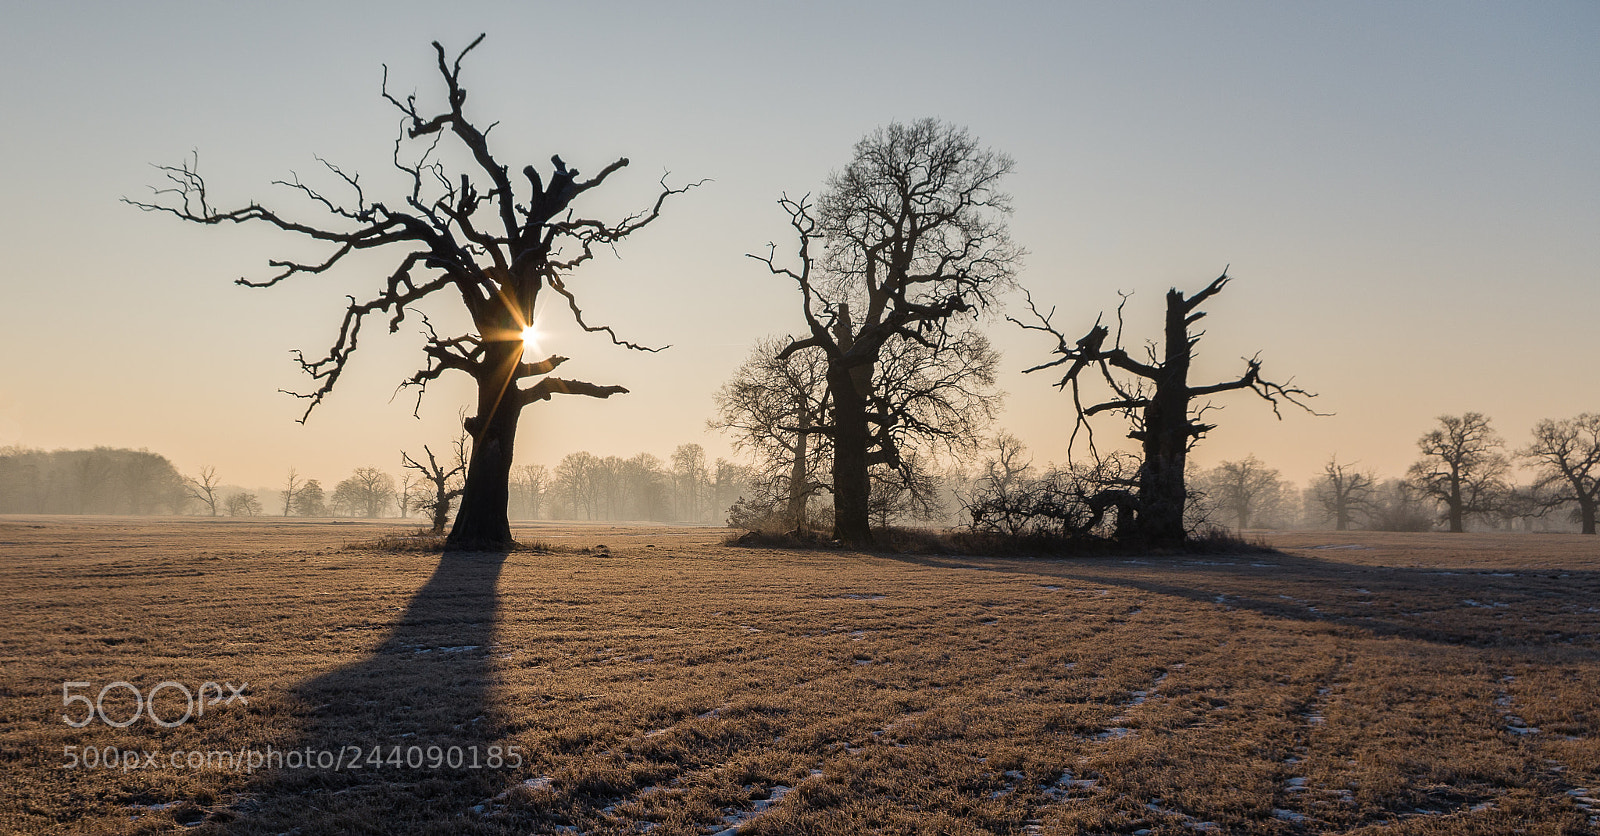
[{"x1": 0, "y1": 1, "x2": 1595, "y2": 494}]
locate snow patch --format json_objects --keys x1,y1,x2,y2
[{"x1": 710, "y1": 784, "x2": 794, "y2": 835}]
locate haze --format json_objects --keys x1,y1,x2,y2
[{"x1": 1, "y1": 1, "x2": 1595, "y2": 492}]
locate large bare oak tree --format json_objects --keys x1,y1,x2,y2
[
  {"x1": 1521, "y1": 413, "x2": 1600, "y2": 534},
  {"x1": 753, "y1": 119, "x2": 1018, "y2": 546},
  {"x1": 1406, "y1": 412, "x2": 1508, "y2": 533},
  {"x1": 128, "y1": 37, "x2": 696, "y2": 549},
  {"x1": 1016, "y1": 273, "x2": 1316, "y2": 548}
]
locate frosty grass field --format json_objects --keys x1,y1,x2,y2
[{"x1": 1, "y1": 517, "x2": 1596, "y2": 834}]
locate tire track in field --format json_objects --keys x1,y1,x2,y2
[
  {"x1": 1494, "y1": 671, "x2": 1600, "y2": 829},
  {"x1": 1271, "y1": 660, "x2": 1353, "y2": 830}
]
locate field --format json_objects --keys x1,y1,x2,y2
[{"x1": 1, "y1": 518, "x2": 1597, "y2": 835}]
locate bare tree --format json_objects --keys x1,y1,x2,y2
[
  {"x1": 509, "y1": 464, "x2": 548, "y2": 520},
  {"x1": 1200, "y1": 455, "x2": 1287, "y2": 531},
  {"x1": 670, "y1": 444, "x2": 709, "y2": 522},
  {"x1": 1407, "y1": 412, "x2": 1509, "y2": 533},
  {"x1": 403, "y1": 434, "x2": 468, "y2": 534},
  {"x1": 1312, "y1": 457, "x2": 1375, "y2": 531},
  {"x1": 1365, "y1": 478, "x2": 1435, "y2": 532},
  {"x1": 1493, "y1": 484, "x2": 1551, "y2": 532},
  {"x1": 1015, "y1": 273, "x2": 1317, "y2": 547},
  {"x1": 872, "y1": 328, "x2": 1002, "y2": 493},
  {"x1": 127, "y1": 36, "x2": 698, "y2": 550},
  {"x1": 396, "y1": 472, "x2": 416, "y2": 517},
  {"x1": 333, "y1": 466, "x2": 397, "y2": 518},
  {"x1": 964, "y1": 447, "x2": 1142, "y2": 541},
  {"x1": 711, "y1": 336, "x2": 831, "y2": 530},
  {"x1": 711, "y1": 459, "x2": 755, "y2": 523},
  {"x1": 186, "y1": 465, "x2": 222, "y2": 516},
  {"x1": 959, "y1": 433, "x2": 1036, "y2": 536},
  {"x1": 225, "y1": 492, "x2": 263, "y2": 517},
  {"x1": 1521, "y1": 413, "x2": 1600, "y2": 534},
  {"x1": 554, "y1": 451, "x2": 602, "y2": 520},
  {"x1": 281, "y1": 467, "x2": 303, "y2": 517},
  {"x1": 292, "y1": 479, "x2": 327, "y2": 516},
  {"x1": 868, "y1": 451, "x2": 945, "y2": 530},
  {"x1": 753, "y1": 119, "x2": 1019, "y2": 546}
]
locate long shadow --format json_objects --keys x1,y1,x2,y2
[
  {"x1": 875, "y1": 549, "x2": 1600, "y2": 657},
  {"x1": 221, "y1": 549, "x2": 513, "y2": 833}
]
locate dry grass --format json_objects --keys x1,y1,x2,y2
[
  {"x1": 1, "y1": 518, "x2": 1597, "y2": 834},
  {"x1": 345, "y1": 530, "x2": 564, "y2": 554}
]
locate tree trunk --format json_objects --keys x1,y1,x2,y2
[
  {"x1": 785, "y1": 399, "x2": 810, "y2": 529},
  {"x1": 1133, "y1": 289, "x2": 1195, "y2": 549},
  {"x1": 1445, "y1": 474, "x2": 1465, "y2": 532},
  {"x1": 829, "y1": 362, "x2": 873, "y2": 548},
  {"x1": 1581, "y1": 500, "x2": 1596, "y2": 535},
  {"x1": 447, "y1": 348, "x2": 521, "y2": 551},
  {"x1": 430, "y1": 483, "x2": 450, "y2": 535},
  {"x1": 1136, "y1": 400, "x2": 1189, "y2": 548}
]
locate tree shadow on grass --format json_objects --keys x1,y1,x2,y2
[
  {"x1": 221, "y1": 549, "x2": 516, "y2": 834},
  {"x1": 875, "y1": 549, "x2": 1600, "y2": 657}
]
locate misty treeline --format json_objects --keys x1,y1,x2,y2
[
  {"x1": 0, "y1": 447, "x2": 187, "y2": 515},
  {"x1": 0, "y1": 442, "x2": 771, "y2": 525}
]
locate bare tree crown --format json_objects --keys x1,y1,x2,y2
[
  {"x1": 126, "y1": 35, "x2": 700, "y2": 423},
  {"x1": 1014, "y1": 272, "x2": 1320, "y2": 458}
]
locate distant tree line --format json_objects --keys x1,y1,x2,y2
[
  {"x1": 0, "y1": 441, "x2": 773, "y2": 527},
  {"x1": 536, "y1": 444, "x2": 752, "y2": 523},
  {"x1": 946, "y1": 411, "x2": 1599, "y2": 538},
  {"x1": 0, "y1": 447, "x2": 187, "y2": 515}
]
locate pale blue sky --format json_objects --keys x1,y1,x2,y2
[{"x1": 1, "y1": 2, "x2": 1595, "y2": 492}]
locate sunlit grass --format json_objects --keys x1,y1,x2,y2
[{"x1": 0, "y1": 520, "x2": 1595, "y2": 834}]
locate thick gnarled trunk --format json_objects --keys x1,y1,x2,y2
[
  {"x1": 1132, "y1": 289, "x2": 1196, "y2": 549},
  {"x1": 447, "y1": 343, "x2": 521, "y2": 550},
  {"x1": 829, "y1": 362, "x2": 873, "y2": 548},
  {"x1": 1136, "y1": 401, "x2": 1190, "y2": 548}
]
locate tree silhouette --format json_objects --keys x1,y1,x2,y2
[
  {"x1": 711, "y1": 336, "x2": 831, "y2": 530},
  {"x1": 281, "y1": 467, "x2": 304, "y2": 518},
  {"x1": 225, "y1": 492, "x2": 263, "y2": 517},
  {"x1": 1313, "y1": 457, "x2": 1375, "y2": 531},
  {"x1": 292, "y1": 479, "x2": 327, "y2": 516},
  {"x1": 1407, "y1": 412, "x2": 1508, "y2": 533},
  {"x1": 403, "y1": 434, "x2": 468, "y2": 535},
  {"x1": 186, "y1": 465, "x2": 221, "y2": 516},
  {"x1": 753, "y1": 119, "x2": 1018, "y2": 546},
  {"x1": 333, "y1": 466, "x2": 397, "y2": 518},
  {"x1": 1016, "y1": 272, "x2": 1317, "y2": 548},
  {"x1": 1201, "y1": 455, "x2": 1288, "y2": 531},
  {"x1": 127, "y1": 36, "x2": 697, "y2": 549},
  {"x1": 509, "y1": 464, "x2": 548, "y2": 520},
  {"x1": 1520, "y1": 413, "x2": 1600, "y2": 534}
]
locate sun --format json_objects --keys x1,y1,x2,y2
[{"x1": 519, "y1": 324, "x2": 540, "y2": 354}]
